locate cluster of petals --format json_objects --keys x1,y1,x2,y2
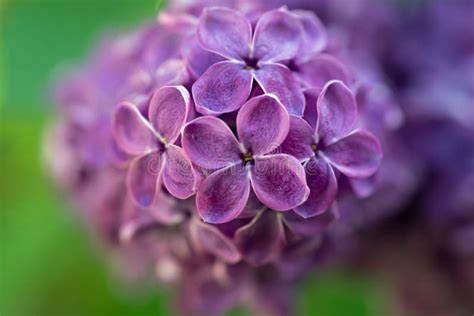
[
  {"x1": 280, "y1": 80, "x2": 382, "y2": 218},
  {"x1": 108, "y1": 6, "x2": 382, "y2": 226},
  {"x1": 47, "y1": 2, "x2": 389, "y2": 315},
  {"x1": 46, "y1": 1, "x2": 474, "y2": 315},
  {"x1": 191, "y1": 6, "x2": 328, "y2": 116},
  {"x1": 112, "y1": 86, "x2": 197, "y2": 207},
  {"x1": 182, "y1": 94, "x2": 309, "y2": 223}
]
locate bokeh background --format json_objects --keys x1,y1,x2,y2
[{"x1": 0, "y1": 1, "x2": 390, "y2": 315}]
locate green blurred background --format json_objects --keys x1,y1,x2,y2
[{"x1": 0, "y1": 0, "x2": 385, "y2": 315}]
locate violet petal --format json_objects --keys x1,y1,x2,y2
[
  {"x1": 279, "y1": 115, "x2": 315, "y2": 161},
  {"x1": 294, "y1": 10, "x2": 327, "y2": 61},
  {"x1": 197, "y1": 7, "x2": 251, "y2": 61},
  {"x1": 299, "y1": 54, "x2": 350, "y2": 89},
  {"x1": 253, "y1": 8, "x2": 303, "y2": 62},
  {"x1": 126, "y1": 151, "x2": 163, "y2": 208},
  {"x1": 283, "y1": 205, "x2": 339, "y2": 237},
  {"x1": 317, "y1": 80, "x2": 357, "y2": 142},
  {"x1": 251, "y1": 154, "x2": 309, "y2": 211},
  {"x1": 148, "y1": 192, "x2": 184, "y2": 225},
  {"x1": 235, "y1": 210, "x2": 285, "y2": 266},
  {"x1": 181, "y1": 33, "x2": 224, "y2": 78},
  {"x1": 190, "y1": 219, "x2": 242, "y2": 263},
  {"x1": 237, "y1": 94, "x2": 290, "y2": 156},
  {"x1": 196, "y1": 164, "x2": 250, "y2": 223},
  {"x1": 112, "y1": 102, "x2": 156, "y2": 155},
  {"x1": 350, "y1": 177, "x2": 376, "y2": 198},
  {"x1": 154, "y1": 59, "x2": 189, "y2": 88},
  {"x1": 163, "y1": 145, "x2": 196, "y2": 199},
  {"x1": 254, "y1": 63, "x2": 305, "y2": 116},
  {"x1": 323, "y1": 129, "x2": 383, "y2": 178},
  {"x1": 192, "y1": 61, "x2": 253, "y2": 115},
  {"x1": 148, "y1": 85, "x2": 190, "y2": 144},
  {"x1": 182, "y1": 116, "x2": 242, "y2": 169},
  {"x1": 302, "y1": 88, "x2": 320, "y2": 129},
  {"x1": 294, "y1": 156, "x2": 337, "y2": 218}
]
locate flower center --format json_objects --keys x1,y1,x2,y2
[
  {"x1": 243, "y1": 57, "x2": 260, "y2": 70},
  {"x1": 242, "y1": 151, "x2": 254, "y2": 165},
  {"x1": 155, "y1": 139, "x2": 166, "y2": 153},
  {"x1": 311, "y1": 143, "x2": 318, "y2": 151}
]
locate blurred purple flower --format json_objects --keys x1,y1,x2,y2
[{"x1": 45, "y1": 1, "x2": 389, "y2": 315}]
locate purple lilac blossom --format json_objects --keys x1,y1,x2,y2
[
  {"x1": 182, "y1": 94, "x2": 310, "y2": 223},
  {"x1": 191, "y1": 7, "x2": 307, "y2": 115},
  {"x1": 280, "y1": 80, "x2": 382, "y2": 218},
  {"x1": 112, "y1": 86, "x2": 197, "y2": 207},
  {"x1": 45, "y1": 1, "x2": 388, "y2": 316}
]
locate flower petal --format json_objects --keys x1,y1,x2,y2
[
  {"x1": 181, "y1": 33, "x2": 224, "y2": 78},
  {"x1": 237, "y1": 94, "x2": 290, "y2": 155},
  {"x1": 350, "y1": 177, "x2": 376, "y2": 198},
  {"x1": 112, "y1": 102, "x2": 156, "y2": 155},
  {"x1": 192, "y1": 61, "x2": 253, "y2": 115},
  {"x1": 251, "y1": 154, "x2": 309, "y2": 211},
  {"x1": 197, "y1": 7, "x2": 251, "y2": 60},
  {"x1": 120, "y1": 193, "x2": 182, "y2": 242},
  {"x1": 253, "y1": 8, "x2": 302, "y2": 62},
  {"x1": 303, "y1": 89, "x2": 320, "y2": 129},
  {"x1": 119, "y1": 200, "x2": 158, "y2": 243},
  {"x1": 299, "y1": 54, "x2": 350, "y2": 89},
  {"x1": 154, "y1": 59, "x2": 189, "y2": 88},
  {"x1": 279, "y1": 115, "x2": 315, "y2": 161},
  {"x1": 179, "y1": 264, "x2": 244, "y2": 316},
  {"x1": 196, "y1": 164, "x2": 250, "y2": 223},
  {"x1": 278, "y1": 236, "x2": 323, "y2": 279},
  {"x1": 254, "y1": 63, "x2": 305, "y2": 116},
  {"x1": 239, "y1": 190, "x2": 265, "y2": 219},
  {"x1": 294, "y1": 10, "x2": 327, "y2": 61},
  {"x1": 148, "y1": 192, "x2": 184, "y2": 225},
  {"x1": 234, "y1": 210, "x2": 285, "y2": 266},
  {"x1": 163, "y1": 145, "x2": 196, "y2": 199},
  {"x1": 294, "y1": 156, "x2": 337, "y2": 218},
  {"x1": 323, "y1": 129, "x2": 383, "y2": 178},
  {"x1": 182, "y1": 116, "x2": 242, "y2": 169},
  {"x1": 283, "y1": 205, "x2": 339, "y2": 237},
  {"x1": 149, "y1": 85, "x2": 190, "y2": 144},
  {"x1": 190, "y1": 219, "x2": 241, "y2": 263},
  {"x1": 126, "y1": 151, "x2": 164, "y2": 208},
  {"x1": 317, "y1": 80, "x2": 357, "y2": 142}
]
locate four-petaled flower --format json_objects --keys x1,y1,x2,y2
[
  {"x1": 182, "y1": 94, "x2": 310, "y2": 223},
  {"x1": 280, "y1": 80, "x2": 383, "y2": 218},
  {"x1": 113, "y1": 85, "x2": 197, "y2": 207},
  {"x1": 192, "y1": 7, "x2": 307, "y2": 116}
]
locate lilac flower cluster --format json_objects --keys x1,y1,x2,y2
[
  {"x1": 46, "y1": 0, "x2": 474, "y2": 315},
  {"x1": 46, "y1": 3, "x2": 382, "y2": 315}
]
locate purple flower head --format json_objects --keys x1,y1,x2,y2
[
  {"x1": 46, "y1": 1, "x2": 389, "y2": 315},
  {"x1": 191, "y1": 7, "x2": 328, "y2": 116},
  {"x1": 280, "y1": 80, "x2": 382, "y2": 218},
  {"x1": 113, "y1": 85, "x2": 197, "y2": 207},
  {"x1": 182, "y1": 94, "x2": 309, "y2": 223}
]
